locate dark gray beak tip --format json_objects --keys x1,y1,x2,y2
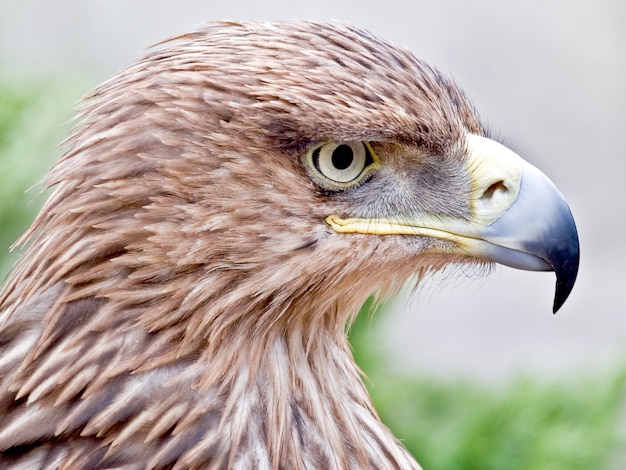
[
  {"x1": 547, "y1": 205, "x2": 580, "y2": 313},
  {"x1": 551, "y1": 218, "x2": 580, "y2": 314},
  {"x1": 552, "y1": 264, "x2": 578, "y2": 313}
]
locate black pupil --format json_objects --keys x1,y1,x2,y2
[{"x1": 331, "y1": 144, "x2": 354, "y2": 170}]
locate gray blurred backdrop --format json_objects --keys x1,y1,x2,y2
[{"x1": 1, "y1": 0, "x2": 624, "y2": 382}]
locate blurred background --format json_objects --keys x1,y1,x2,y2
[{"x1": 1, "y1": 0, "x2": 624, "y2": 468}]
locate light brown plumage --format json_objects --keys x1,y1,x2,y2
[{"x1": 0, "y1": 21, "x2": 578, "y2": 469}]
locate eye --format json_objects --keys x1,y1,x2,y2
[{"x1": 305, "y1": 141, "x2": 379, "y2": 189}]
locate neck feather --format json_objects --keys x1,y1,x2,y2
[{"x1": 190, "y1": 315, "x2": 420, "y2": 469}]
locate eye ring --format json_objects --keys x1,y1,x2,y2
[{"x1": 304, "y1": 141, "x2": 379, "y2": 190}]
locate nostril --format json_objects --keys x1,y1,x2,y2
[
  {"x1": 480, "y1": 180, "x2": 508, "y2": 203},
  {"x1": 473, "y1": 177, "x2": 519, "y2": 221}
]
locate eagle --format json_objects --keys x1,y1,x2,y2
[{"x1": 0, "y1": 21, "x2": 579, "y2": 469}]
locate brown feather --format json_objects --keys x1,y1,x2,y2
[{"x1": 0, "y1": 20, "x2": 486, "y2": 469}]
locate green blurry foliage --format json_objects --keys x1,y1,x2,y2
[{"x1": 0, "y1": 77, "x2": 86, "y2": 279}]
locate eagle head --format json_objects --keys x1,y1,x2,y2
[{"x1": 0, "y1": 21, "x2": 579, "y2": 469}]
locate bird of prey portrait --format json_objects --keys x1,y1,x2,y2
[{"x1": 0, "y1": 21, "x2": 579, "y2": 469}]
